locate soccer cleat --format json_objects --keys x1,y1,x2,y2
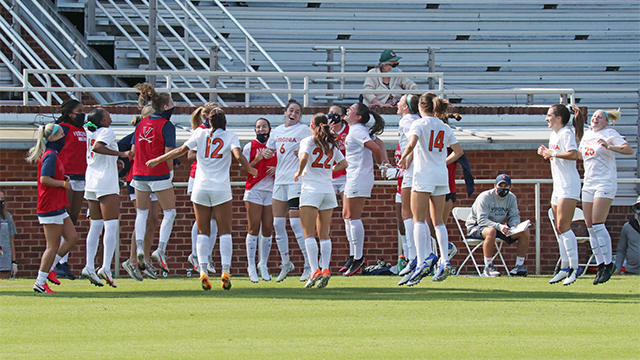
[
  {"x1": 143, "y1": 261, "x2": 158, "y2": 280},
  {"x1": 33, "y1": 282, "x2": 57, "y2": 293},
  {"x1": 304, "y1": 269, "x2": 322, "y2": 288},
  {"x1": 343, "y1": 257, "x2": 365, "y2": 277},
  {"x1": 199, "y1": 271, "x2": 212, "y2": 291},
  {"x1": 597, "y1": 263, "x2": 616, "y2": 285},
  {"x1": 398, "y1": 257, "x2": 417, "y2": 276},
  {"x1": 562, "y1": 267, "x2": 579, "y2": 286},
  {"x1": 257, "y1": 263, "x2": 271, "y2": 281},
  {"x1": 575, "y1": 266, "x2": 584, "y2": 277},
  {"x1": 207, "y1": 263, "x2": 217, "y2": 274},
  {"x1": 509, "y1": 264, "x2": 528, "y2": 277},
  {"x1": 300, "y1": 265, "x2": 312, "y2": 282},
  {"x1": 151, "y1": 249, "x2": 169, "y2": 273},
  {"x1": 433, "y1": 261, "x2": 452, "y2": 282},
  {"x1": 482, "y1": 264, "x2": 501, "y2": 277},
  {"x1": 248, "y1": 266, "x2": 259, "y2": 283},
  {"x1": 55, "y1": 262, "x2": 76, "y2": 280},
  {"x1": 47, "y1": 270, "x2": 61, "y2": 285},
  {"x1": 593, "y1": 263, "x2": 605, "y2": 285},
  {"x1": 407, "y1": 254, "x2": 438, "y2": 285},
  {"x1": 447, "y1": 242, "x2": 458, "y2": 259},
  {"x1": 136, "y1": 248, "x2": 146, "y2": 271},
  {"x1": 122, "y1": 260, "x2": 143, "y2": 281},
  {"x1": 316, "y1": 269, "x2": 331, "y2": 289},
  {"x1": 549, "y1": 269, "x2": 569, "y2": 284},
  {"x1": 187, "y1": 253, "x2": 199, "y2": 272},
  {"x1": 398, "y1": 271, "x2": 413, "y2": 286},
  {"x1": 81, "y1": 266, "x2": 104, "y2": 287},
  {"x1": 97, "y1": 267, "x2": 117, "y2": 288},
  {"x1": 221, "y1": 270, "x2": 232, "y2": 290},
  {"x1": 275, "y1": 262, "x2": 295, "y2": 282},
  {"x1": 339, "y1": 256, "x2": 354, "y2": 273}
]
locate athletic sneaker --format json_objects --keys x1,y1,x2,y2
[
  {"x1": 47, "y1": 270, "x2": 61, "y2": 285},
  {"x1": 257, "y1": 263, "x2": 271, "y2": 281},
  {"x1": 447, "y1": 242, "x2": 458, "y2": 259},
  {"x1": 151, "y1": 249, "x2": 169, "y2": 273},
  {"x1": 304, "y1": 269, "x2": 322, "y2": 288},
  {"x1": 593, "y1": 263, "x2": 605, "y2": 285},
  {"x1": 300, "y1": 265, "x2": 312, "y2": 282},
  {"x1": 563, "y1": 267, "x2": 581, "y2": 286},
  {"x1": 122, "y1": 260, "x2": 143, "y2": 281},
  {"x1": 316, "y1": 269, "x2": 331, "y2": 289},
  {"x1": 200, "y1": 271, "x2": 212, "y2": 291},
  {"x1": 187, "y1": 253, "x2": 199, "y2": 272},
  {"x1": 97, "y1": 267, "x2": 117, "y2": 288},
  {"x1": 343, "y1": 257, "x2": 365, "y2": 277},
  {"x1": 482, "y1": 264, "x2": 501, "y2": 277},
  {"x1": 398, "y1": 271, "x2": 413, "y2": 286},
  {"x1": 509, "y1": 264, "x2": 528, "y2": 277},
  {"x1": 221, "y1": 270, "x2": 232, "y2": 290},
  {"x1": 248, "y1": 266, "x2": 259, "y2": 283},
  {"x1": 549, "y1": 268, "x2": 569, "y2": 284},
  {"x1": 432, "y1": 261, "x2": 452, "y2": 282},
  {"x1": 54, "y1": 262, "x2": 76, "y2": 280},
  {"x1": 398, "y1": 257, "x2": 417, "y2": 276},
  {"x1": 339, "y1": 256, "x2": 354, "y2": 273},
  {"x1": 81, "y1": 266, "x2": 104, "y2": 287},
  {"x1": 407, "y1": 254, "x2": 437, "y2": 286},
  {"x1": 597, "y1": 263, "x2": 616, "y2": 284},
  {"x1": 207, "y1": 263, "x2": 216, "y2": 274},
  {"x1": 143, "y1": 261, "x2": 158, "y2": 280},
  {"x1": 276, "y1": 262, "x2": 295, "y2": 282},
  {"x1": 33, "y1": 282, "x2": 56, "y2": 293},
  {"x1": 136, "y1": 248, "x2": 146, "y2": 271}
]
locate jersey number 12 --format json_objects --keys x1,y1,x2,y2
[{"x1": 206, "y1": 138, "x2": 224, "y2": 158}]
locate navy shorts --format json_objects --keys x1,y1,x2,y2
[{"x1": 467, "y1": 225, "x2": 517, "y2": 245}]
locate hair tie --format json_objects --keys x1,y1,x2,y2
[
  {"x1": 599, "y1": 110, "x2": 609, "y2": 122},
  {"x1": 46, "y1": 124, "x2": 61, "y2": 142}
]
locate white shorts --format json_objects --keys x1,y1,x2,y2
[
  {"x1": 243, "y1": 188, "x2": 273, "y2": 206},
  {"x1": 187, "y1": 177, "x2": 195, "y2": 196},
  {"x1": 332, "y1": 176, "x2": 346, "y2": 195},
  {"x1": 272, "y1": 183, "x2": 302, "y2": 202},
  {"x1": 401, "y1": 173, "x2": 413, "y2": 189},
  {"x1": 344, "y1": 186, "x2": 372, "y2": 199},
  {"x1": 395, "y1": 192, "x2": 402, "y2": 203},
  {"x1": 131, "y1": 178, "x2": 173, "y2": 193},
  {"x1": 84, "y1": 190, "x2": 119, "y2": 201},
  {"x1": 412, "y1": 183, "x2": 449, "y2": 196},
  {"x1": 69, "y1": 179, "x2": 85, "y2": 192},
  {"x1": 129, "y1": 192, "x2": 158, "y2": 202},
  {"x1": 300, "y1": 191, "x2": 338, "y2": 210},
  {"x1": 581, "y1": 186, "x2": 616, "y2": 203},
  {"x1": 38, "y1": 211, "x2": 70, "y2": 225},
  {"x1": 191, "y1": 189, "x2": 233, "y2": 207}
]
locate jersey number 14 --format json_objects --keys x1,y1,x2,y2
[{"x1": 428, "y1": 130, "x2": 445, "y2": 152}]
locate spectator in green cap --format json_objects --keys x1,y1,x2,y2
[{"x1": 362, "y1": 49, "x2": 419, "y2": 106}]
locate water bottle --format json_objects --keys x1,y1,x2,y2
[{"x1": 398, "y1": 254, "x2": 406, "y2": 273}]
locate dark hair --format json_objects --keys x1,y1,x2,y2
[
  {"x1": 56, "y1": 99, "x2": 82, "y2": 127},
  {"x1": 419, "y1": 92, "x2": 448, "y2": 115},
  {"x1": 85, "y1": 108, "x2": 108, "y2": 131},
  {"x1": 406, "y1": 94, "x2": 420, "y2": 114},
  {"x1": 209, "y1": 108, "x2": 227, "y2": 133},
  {"x1": 311, "y1": 113, "x2": 339, "y2": 155},
  {"x1": 190, "y1": 102, "x2": 219, "y2": 130},
  {"x1": 0, "y1": 189, "x2": 6, "y2": 220},
  {"x1": 255, "y1": 117, "x2": 271, "y2": 131},
  {"x1": 135, "y1": 82, "x2": 172, "y2": 112},
  {"x1": 550, "y1": 104, "x2": 585, "y2": 142},
  {"x1": 285, "y1": 98, "x2": 303, "y2": 113},
  {"x1": 354, "y1": 102, "x2": 385, "y2": 136}
]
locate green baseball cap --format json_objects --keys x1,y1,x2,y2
[{"x1": 379, "y1": 49, "x2": 402, "y2": 63}]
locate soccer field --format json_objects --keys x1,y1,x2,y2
[{"x1": 2, "y1": 275, "x2": 639, "y2": 359}]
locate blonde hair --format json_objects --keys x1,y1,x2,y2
[
  {"x1": 190, "y1": 102, "x2": 219, "y2": 129},
  {"x1": 134, "y1": 82, "x2": 172, "y2": 111},
  {"x1": 599, "y1": 108, "x2": 621, "y2": 123},
  {"x1": 130, "y1": 105, "x2": 154, "y2": 126},
  {"x1": 26, "y1": 123, "x2": 60, "y2": 163}
]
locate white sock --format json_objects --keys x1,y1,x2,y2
[
  {"x1": 515, "y1": 256, "x2": 525, "y2": 267},
  {"x1": 86, "y1": 219, "x2": 104, "y2": 271},
  {"x1": 593, "y1": 223, "x2": 612, "y2": 264},
  {"x1": 209, "y1": 219, "x2": 218, "y2": 254},
  {"x1": 190, "y1": 221, "x2": 198, "y2": 256},
  {"x1": 49, "y1": 254, "x2": 62, "y2": 272},
  {"x1": 413, "y1": 221, "x2": 430, "y2": 264},
  {"x1": 561, "y1": 230, "x2": 578, "y2": 269},
  {"x1": 320, "y1": 239, "x2": 331, "y2": 271},
  {"x1": 135, "y1": 209, "x2": 149, "y2": 248},
  {"x1": 350, "y1": 219, "x2": 365, "y2": 260},
  {"x1": 219, "y1": 234, "x2": 232, "y2": 272},
  {"x1": 435, "y1": 223, "x2": 449, "y2": 263},
  {"x1": 274, "y1": 217, "x2": 290, "y2": 264},
  {"x1": 260, "y1": 235, "x2": 272, "y2": 265},
  {"x1": 588, "y1": 227, "x2": 605, "y2": 264},
  {"x1": 246, "y1": 234, "x2": 258, "y2": 267},
  {"x1": 60, "y1": 252, "x2": 69, "y2": 264},
  {"x1": 197, "y1": 234, "x2": 209, "y2": 271},
  {"x1": 484, "y1": 257, "x2": 493, "y2": 267},
  {"x1": 289, "y1": 217, "x2": 308, "y2": 266},
  {"x1": 344, "y1": 219, "x2": 354, "y2": 256},
  {"x1": 37, "y1": 271, "x2": 48, "y2": 285},
  {"x1": 305, "y1": 237, "x2": 319, "y2": 272},
  {"x1": 158, "y1": 209, "x2": 177, "y2": 250},
  {"x1": 400, "y1": 234, "x2": 408, "y2": 258},
  {"x1": 556, "y1": 231, "x2": 569, "y2": 269},
  {"x1": 403, "y1": 218, "x2": 416, "y2": 260},
  {"x1": 101, "y1": 219, "x2": 118, "y2": 272}
]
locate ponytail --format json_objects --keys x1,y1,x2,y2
[
  {"x1": 209, "y1": 108, "x2": 227, "y2": 135},
  {"x1": 551, "y1": 104, "x2": 585, "y2": 142},
  {"x1": 190, "y1": 102, "x2": 219, "y2": 130},
  {"x1": 26, "y1": 123, "x2": 59, "y2": 163},
  {"x1": 135, "y1": 82, "x2": 172, "y2": 112},
  {"x1": 354, "y1": 102, "x2": 385, "y2": 137},
  {"x1": 84, "y1": 108, "x2": 107, "y2": 132},
  {"x1": 131, "y1": 105, "x2": 154, "y2": 126},
  {"x1": 311, "y1": 113, "x2": 339, "y2": 155},
  {"x1": 599, "y1": 108, "x2": 621, "y2": 123}
]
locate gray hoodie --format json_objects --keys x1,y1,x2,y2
[{"x1": 465, "y1": 188, "x2": 521, "y2": 231}]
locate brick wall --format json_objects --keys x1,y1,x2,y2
[{"x1": 1, "y1": 148, "x2": 632, "y2": 279}]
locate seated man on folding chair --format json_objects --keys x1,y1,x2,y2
[{"x1": 465, "y1": 174, "x2": 531, "y2": 277}]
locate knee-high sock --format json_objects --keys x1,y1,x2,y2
[
  {"x1": 50, "y1": 254, "x2": 62, "y2": 272},
  {"x1": 246, "y1": 234, "x2": 258, "y2": 267},
  {"x1": 219, "y1": 234, "x2": 232, "y2": 272},
  {"x1": 158, "y1": 209, "x2": 177, "y2": 251},
  {"x1": 60, "y1": 252, "x2": 69, "y2": 264},
  {"x1": 556, "y1": 231, "x2": 569, "y2": 269},
  {"x1": 593, "y1": 223, "x2": 612, "y2": 264},
  {"x1": 413, "y1": 221, "x2": 431, "y2": 264},
  {"x1": 588, "y1": 227, "x2": 605, "y2": 264},
  {"x1": 350, "y1": 219, "x2": 365, "y2": 260},
  {"x1": 403, "y1": 218, "x2": 416, "y2": 260},
  {"x1": 102, "y1": 219, "x2": 118, "y2": 272},
  {"x1": 289, "y1": 217, "x2": 308, "y2": 266},
  {"x1": 209, "y1": 219, "x2": 218, "y2": 263},
  {"x1": 190, "y1": 221, "x2": 198, "y2": 256},
  {"x1": 196, "y1": 234, "x2": 209, "y2": 271},
  {"x1": 435, "y1": 223, "x2": 449, "y2": 263},
  {"x1": 135, "y1": 209, "x2": 149, "y2": 250},
  {"x1": 400, "y1": 234, "x2": 408, "y2": 258},
  {"x1": 561, "y1": 230, "x2": 579, "y2": 269},
  {"x1": 305, "y1": 237, "x2": 319, "y2": 272},
  {"x1": 86, "y1": 219, "x2": 104, "y2": 271},
  {"x1": 320, "y1": 239, "x2": 331, "y2": 271},
  {"x1": 344, "y1": 218, "x2": 354, "y2": 256},
  {"x1": 260, "y1": 235, "x2": 272, "y2": 265},
  {"x1": 273, "y1": 217, "x2": 290, "y2": 264}
]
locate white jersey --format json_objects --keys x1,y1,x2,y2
[
  {"x1": 345, "y1": 123, "x2": 375, "y2": 191},
  {"x1": 579, "y1": 128, "x2": 627, "y2": 189},
  {"x1": 184, "y1": 127, "x2": 240, "y2": 193},
  {"x1": 398, "y1": 113, "x2": 421, "y2": 177},
  {"x1": 85, "y1": 127, "x2": 119, "y2": 194},
  {"x1": 299, "y1": 136, "x2": 345, "y2": 194},
  {"x1": 267, "y1": 122, "x2": 312, "y2": 185},
  {"x1": 408, "y1": 116, "x2": 458, "y2": 187},
  {"x1": 549, "y1": 126, "x2": 581, "y2": 197},
  {"x1": 242, "y1": 142, "x2": 274, "y2": 192}
]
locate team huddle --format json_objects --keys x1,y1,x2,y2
[{"x1": 27, "y1": 83, "x2": 633, "y2": 293}]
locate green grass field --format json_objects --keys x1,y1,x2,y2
[{"x1": 2, "y1": 274, "x2": 639, "y2": 359}]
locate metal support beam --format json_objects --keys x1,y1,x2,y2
[
  {"x1": 74, "y1": 50, "x2": 81, "y2": 101},
  {"x1": 326, "y1": 49, "x2": 334, "y2": 106},
  {"x1": 428, "y1": 48, "x2": 436, "y2": 90},
  {"x1": 148, "y1": 0, "x2": 157, "y2": 86},
  {"x1": 85, "y1": 0, "x2": 96, "y2": 36},
  {"x1": 245, "y1": 37, "x2": 250, "y2": 107},
  {"x1": 527, "y1": 94, "x2": 534, "y2": 105},
  {"x1": 209, "y1": 46, "x2": 218, "y2": 103}
]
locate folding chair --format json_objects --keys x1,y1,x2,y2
[
  {"x1": 547, "y1": 207, "x2": 594, "y2": 274},
  {"x1": 452, "y1": 207, "x2": 510, "y2": 276}
]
